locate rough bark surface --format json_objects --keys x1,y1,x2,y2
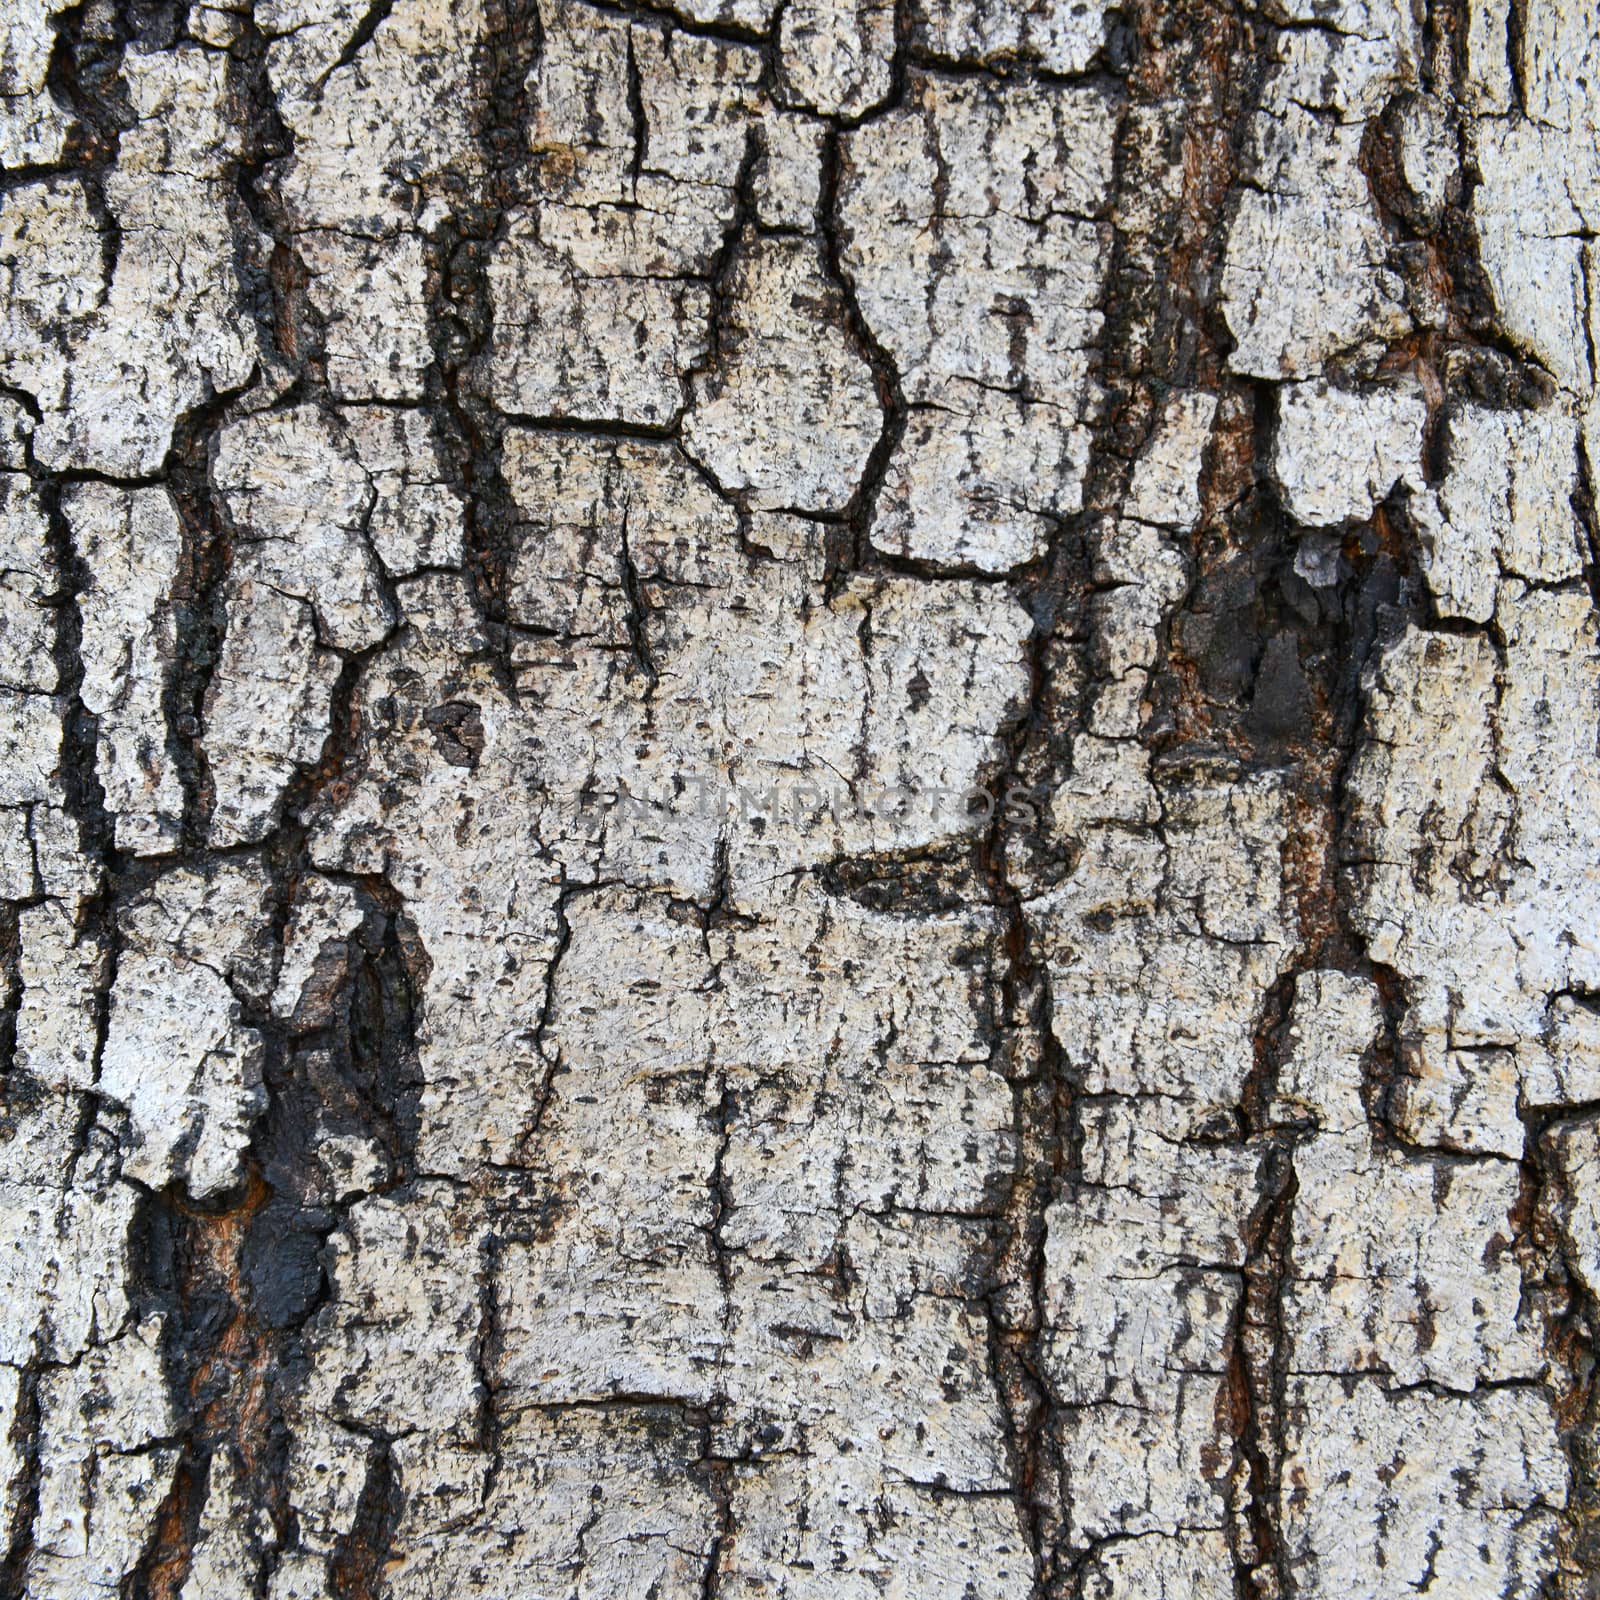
[{"x1": 0, "y1": 0, "x2": 1597, "y2": 1596}]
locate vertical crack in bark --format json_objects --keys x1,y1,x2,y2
[
  {"x1": 958, "y1": 0, "x2": 1283, "y2": 1587},
  {"x1": 698, "y1": 1078, "x2": 738, "y2": 1599},
  {"x1": 42, "y1": 0, "x2": 133, "y2": 284},
  {"x1": 124, "y1": 1175, "x2": 272, "y2": 1600},
  {"x1": 1227, "y1": 976, "x2": 1304, "y2": 1600},
  {"x1": 817, "y1": 124, "x2": 909, "y2": 590},
  {"x1": 120, "y1": 871, "x2": 427, "y2": 1597},
  {"x1": 422, "y1": 0, "x2": 543, "y2": 701},
  {"x1": 162, "y1": 395, "x2": 242, "y2": 849},
  {"x1": 0, "y1": 1346, "x2": 43, "y2": 1600},
  {"x1": 150, "y1": 12, "x2": 302, "y2": 847},
  {"x1": 327, "y1": 1436, "x2": 401, "y2": 1600},
  {"x1": 472, "y1": 1228, "x2": 506, "y2": 1513},
  {"x1": 1518, "y1": 1102, "x2": 1600, "y2": 1589},
  {"x1": 617, "y1": 499, "x2": 661, "y2": 688}
]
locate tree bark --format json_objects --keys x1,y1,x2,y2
[{"x1": 0, "y1": 0, "x2": 1596, "y2": 1595}]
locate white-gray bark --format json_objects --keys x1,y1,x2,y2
[{"x1": 0, "y1": 0, "x2": 1596, "y2": 1595}]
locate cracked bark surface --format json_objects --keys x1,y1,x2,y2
[{"x1": 1, "y1": 0, "x2": 1598, "y2": 1596}]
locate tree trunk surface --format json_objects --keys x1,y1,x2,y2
[{"x1": 0, "y1": 0, "x2": 1596, "y2": 1595}]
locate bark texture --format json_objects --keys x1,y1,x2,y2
[{"x1": 0, "y1": 0, "x2": 1598, "y2": 1596}]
